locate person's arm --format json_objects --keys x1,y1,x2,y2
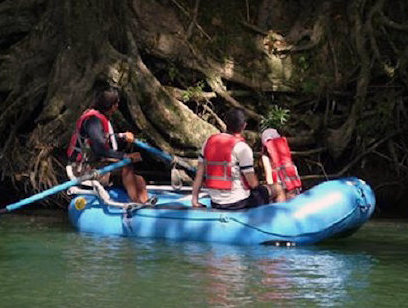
[
  {"x1": 242, "y1": 171, "x2": 259, "y2": 189},
  {"x1": 84, "y1": 117, "x2": 125, "y2": 159},
  {"x1": 235, "y1": 142, "x2": 259, "y2": 189},
  {"x1": 261, "y1": 154, "x2": 274, "y2": 185},
  {"x1": 192, "y1": 161, "x2": 205, "y2": 207}
]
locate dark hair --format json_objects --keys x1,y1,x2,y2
[
  {"x1": 224, "y1": 108, "x2": 246, "y2": 133},
  {"x1": 93, "y1": 87, "x2": 120, "y2": 113}
]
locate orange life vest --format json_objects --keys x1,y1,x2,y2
[
  {"x1": 67, "y1": 109, "x2": 111, "y2": 162},
  {"x1": 203, "y1": 133, "x2": 247, "y2": 190},
  {"x1": 263, "y1": 137, "x2": 302, "y2": 192}
]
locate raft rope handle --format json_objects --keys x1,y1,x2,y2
[
  {"x1": 356, "y1": 187, "x2": 370, "y2": 212},
  {"x1": 226, "y1": 204, "x2": 362, "y2": 238},
  {"x1": 219, "y1": 214, "x2": 230, "y2": 223},
  {"x1": 126, "y1": 198, "x2": 364, "y2": 240},
  {"x1": 347, "y1": 179, "x2": 371, "y2": 213},
  {"x1": 127, "y1": 205, "x2": 362, "y2": 239}
]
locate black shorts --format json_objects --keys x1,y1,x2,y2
[{"x1": 211, "y1": 185, "x2": 270, "y2": 210}]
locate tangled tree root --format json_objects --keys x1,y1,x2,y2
[{"x1": 0, "y1": 0, "x2": 406, "y2": 208}]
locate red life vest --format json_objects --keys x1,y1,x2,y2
[
  {"x1": 263, "y1": 137, "x2": 302, "y2": 192},
  {"x1": 203, "y1": 133, "x2": 248, "y2": 190},
  {"x1": 67, "y1": 109, "x2": 111, "y2": 162}
]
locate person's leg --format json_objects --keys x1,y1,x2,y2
[
  {"x1": 211, "y1": 199, "x2": 248, "y2": 210},
  {"x1": 265, "y1": 183, "x2": 286, "y2": 202},
  {"x1": 286, "y1": 190, "x2": 298, "y2": 200},
  {"x1": 212, "y1": 185, "x2": 274, "y2": 210},
  {"x1": 122, "y1": 166, "x2": 148, "y2": 203},
  {"x1": 135, "y1": 174, "x2": 148, "y2": 203},
  {"x1": 246, "y1": 185, "x2": 270, "y2": 208}
]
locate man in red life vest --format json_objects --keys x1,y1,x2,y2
[
  {"x1": 192, "y1": 108, "x2": 284, "y2": 210},
  {"x1": 67, "y1": 87, "x2": 148, "y2": 203},
  {"x1": 260, "y1": 128, "x2": 302, "y2": 201}
]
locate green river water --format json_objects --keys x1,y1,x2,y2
[{"x1": 0, "y1": 211, "x2": 407, "y2": 307}]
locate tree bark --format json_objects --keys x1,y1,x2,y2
[{"x1": 0, "y1": 0, "x2": 406, "y2": 211}]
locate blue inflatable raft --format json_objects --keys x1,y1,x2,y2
[{"x1": 68, "y1": 177, "x2": 375, "y2": 245}]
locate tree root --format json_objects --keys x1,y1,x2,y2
[
  {"x1": 206, "y1": 75, "x2": 262, "y2": 121},
  {"x1": 0, "y1": 0, "x2": 407, "y2": 205}
]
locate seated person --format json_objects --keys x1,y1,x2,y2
[
  {"x1": 260, "y1": 128, "x2": 302, "y2": 201},
  {"x1": 192, "y1": 108, "x2": 284, "y2": 210},
  {"x1": 67, "y1": 86, "x2": 148, "y2": 203}
]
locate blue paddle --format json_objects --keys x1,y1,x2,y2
[
  {"x1": 0, "y1": 158, "x2": 131, "y2": 215},
  {"x1": 132, "y1": 140, "x2": 197, "y2": 178}
]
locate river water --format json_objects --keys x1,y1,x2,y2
[{"x1": 0, "y1": 211, "x2": 407, "y2": 307}]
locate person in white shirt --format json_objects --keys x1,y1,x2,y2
[{"x1": 192, "y1": 108, "x2": 284, "y2": 210}]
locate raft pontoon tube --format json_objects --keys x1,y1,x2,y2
[{"x1": 68, "y1": 177, "x2": 375, "y2": 245}]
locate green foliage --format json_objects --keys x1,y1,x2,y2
[
  {"x1": 168, "y1": 63, "x2": 179, "y2": 82},
  {"x1": 297, "y1": 55, "x2": 310, "y2": 72},
  {"x1": 182, "y1": 81, "x2": 205, "y2": 102},
  {"x1": 294, "y1": 54, "x2": 321, "y2": 94},
  {"x1": 260, "y1": 105, "x2": 290, "y2": 130}
]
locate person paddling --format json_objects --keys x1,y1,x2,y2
[
  {"x1": 192, "y1": 108, "x2": 284, "y2": 210},
  {"x1": 67, "y1": 86, "x2": 149, "y2": 203}
]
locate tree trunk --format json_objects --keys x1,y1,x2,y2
[{"x1": 0, "y1": 0, "x2": 407, "y2": 213}]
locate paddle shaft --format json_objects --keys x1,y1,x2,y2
[
  {"x1": 133, "y1": 140, "x2": 196, "y2": 177},
  {"x1": 0, "y1": 158, "x2": 131, "y2": 215}
]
